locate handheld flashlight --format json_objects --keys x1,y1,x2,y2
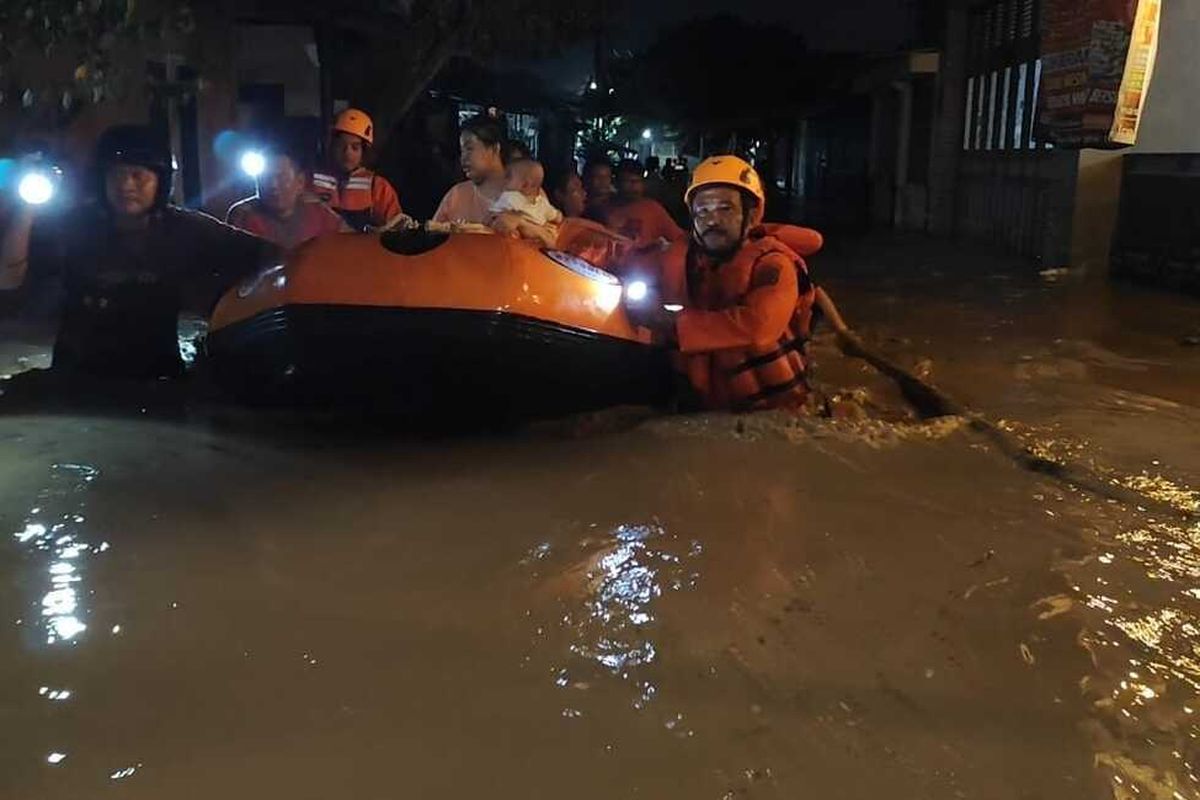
[{"x1": 240, "y1": 150, "x2": 266, "y2": 179}]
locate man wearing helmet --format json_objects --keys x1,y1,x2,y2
[
  {"x1": 0, "y1": 125, "x2": 278, "y2": 382},
  {"x1": 629, "y1": 155, "x2": 817, "y2": 412},
  {"x1": 310, "y1": 108, "x2": 404, "y2": 231}
]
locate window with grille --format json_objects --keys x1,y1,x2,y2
[{"x1": 962, "y1": 0, "x2": 1045, "y2": 152}]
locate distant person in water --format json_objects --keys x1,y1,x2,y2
[
  {"x1": 581, "y1": 158, "x2": 615, "y2": 224},
  {"x1": 545, "y1": 167, "x2": 632, "y2": 272},
  {"x1": 603, "y1": 159, "x2": 685, "y2": 254}
]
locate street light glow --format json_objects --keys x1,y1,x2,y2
[{"x1": 641, "y1": 128, "x2": 652, "y2": 140}]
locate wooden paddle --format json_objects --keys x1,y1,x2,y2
[{"x1": 813, "y1": 287, "x2": 1195, "y2": 521}]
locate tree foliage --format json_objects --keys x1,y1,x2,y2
[
  {"x1": 2, "y1": 0, "x2": 599, "y2": 145},
  {"x1": 316, "y1": 0, "x2": 600, "y2": 150},
  {"x1": 613, "y1": 15, "x2": 822, "y2": 132},
  {"x1": 0, "y1": 0, "x2": 197, "y2": 116}
]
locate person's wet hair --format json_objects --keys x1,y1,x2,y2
[
  {"x1": 506, "y1": 140, "x2": 533, "y2": 162},
  {"x1": 615, "y1": 159, "x2": 643, "y2": 178},
  {"x1": 93, "y1": 124, "x2": 174, "y2": 208},
  {"x1": 460, "y1": 113, "x2": 509, "y2": 160},
  {"x1": 262, "y1": 143, "x2": 309, "y2": 176},
  {"x1": 582, "y1": 159, "x2": 613, "y2": 179},
  {"x1": 544, "y1": 165, "x2": 580, "y2": 197}
]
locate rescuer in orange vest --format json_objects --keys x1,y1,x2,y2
[
  {"x1": 627, "y1": 155, "x2": 816, "y2": 412},
  {"x1": 310, "y1": 108, "x2": 404, "y2": 231},
  {"x1": 603, "y1": 159, "x2": 686, "y2": 255}
]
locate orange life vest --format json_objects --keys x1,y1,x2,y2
[
  {"x1": 661, "y1": 235, "x2": 816, "y2": 412},
  {"x1": 310, "y1": 167, "x2": 402, "y2": 231}
]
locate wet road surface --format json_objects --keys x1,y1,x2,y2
[{"x1": 1, "y1": 235, "x2": 1199, "y2": 798}]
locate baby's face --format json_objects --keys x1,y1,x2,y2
[
  {"x1": 504, "y1": 169, "x2": 526, "y2": 192},
  {"x1": 521, "y1": 180, "x2": 542, "y2": 199},
  {"x1": 506, "y1": 163, "x2": 544, "y2": 198}
]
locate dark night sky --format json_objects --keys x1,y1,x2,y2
[
  {"x1": 612, "y1": 0, "x2": 916, "y2": 52},
  {"x1": 527, "y1": 0, "x2": 918, "y2": 94}
]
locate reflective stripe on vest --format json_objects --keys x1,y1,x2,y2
[
  {"x1": 336, "y1": 172, "x2": 376, "y2": 212},
  {"x1": 311, "y1": 173, "x2": 338, "y2": 190},
  {"x1": 312, "y1": 170, "x2": 377, "y2": 229}
]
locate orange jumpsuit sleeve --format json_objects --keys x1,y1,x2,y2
[
  {"x1": 372, "y1": 175, "x2": 403, "y2": 224},
  {"x1": 675, "y1": 251, "x2": 798, "y2": 354}
]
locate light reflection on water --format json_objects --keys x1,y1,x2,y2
[
  {"x1": 529, "y1": 523, "x2": 702, "y2": 718},
  {"x1": 178, "y1": 316, "x2": 207, "y2": 367},
  {"x1": 1116, "y1": 475, "x2": 1200, "y2": 515},
  {"x1": 10, "y1": 463, "x2": 101, "y2": 647},
  {"x1": 1036, "y1": 462, "x2": 1200, "y2": 798},
  {"x1": 1003, "y1": 413, "x2": 1200, "y2": 797}
]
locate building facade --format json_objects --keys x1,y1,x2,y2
[{"x1": 797, "y1": 0, "x2": 1198, "y2": 286}]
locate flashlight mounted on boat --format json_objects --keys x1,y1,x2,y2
[
  {"x1": 625, "y1": 280, "x2": 649, "y2": 303},
  {"x1": 623, "y1": 277, "x2": 683, "y2": 314}
]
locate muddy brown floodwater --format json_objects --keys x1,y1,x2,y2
[{"x1": 1, "y1": 236, "x2": 1199, "y2": 798}]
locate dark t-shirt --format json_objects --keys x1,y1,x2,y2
[{"x1": 30, "y1": 204, "x2": 277, "y2": 379}]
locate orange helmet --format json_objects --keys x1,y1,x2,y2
[
  {"x1": 685, "y1": 155, "x2": 766, "y2": 225},
  {"x1": 332, "y1": 108, "x2": 374, "y2": 146}
]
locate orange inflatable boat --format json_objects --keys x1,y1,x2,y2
[{"x1": 204, "y1": 228, "x2": 672, "y2": 415}]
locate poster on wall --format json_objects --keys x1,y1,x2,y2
[{"x1": 1038, "y1": 0, "x2": 1162, "y2": 148}]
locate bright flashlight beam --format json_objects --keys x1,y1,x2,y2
[
  {"x1": 18, "y1": 172, "x2": 54, "y2": 206},
  {"x1": 240, "y1": 150, "x2": 266, "y2": 178},
  {"x1": 626, "y1": 280, "x2": 649, "y2": 302}
]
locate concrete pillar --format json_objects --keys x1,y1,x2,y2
[
  {"x1": 893, "y1": 81, "x2": 914, "y2": 228},
  {"x1": 1068, "y1": 0, "x2": 1200, "y2": 274},
  {"x1": 926, "y1": 0, "x2": 968, "y2": 236},
  {"x1": 1070, "y1": 151, "x2": 1124, "y2": 274}
]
